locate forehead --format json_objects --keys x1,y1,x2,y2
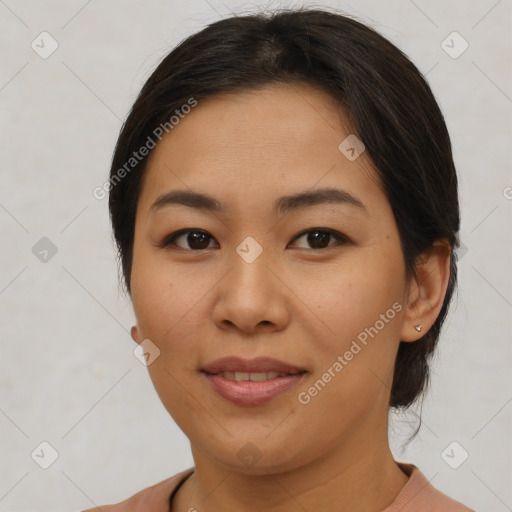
[
  {"x1": 137, "y1": 83, "x2": 383, "y2": 215},
  {"x1": 162, "y1": 83, "x2": 347, "y2": 158}
]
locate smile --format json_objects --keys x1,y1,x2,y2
[{"x1": 211, "y1": 371, "x2": 301, "y2": 381}]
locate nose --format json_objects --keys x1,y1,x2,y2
[{"x1": 211, "y1": 246, "x2": 290, "y2": 335}]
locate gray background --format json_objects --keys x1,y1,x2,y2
[{"x1": 0, "y1": 0, "x2": 510, "y2": 510}]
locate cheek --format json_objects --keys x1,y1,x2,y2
[
  {"x1": 131, "y1": 245, "x2": 196, "y2": 336},
  {"x1": 131, "y1": 274, "x2": 206, "y2": 421},
  {"x1": 130, "y1": 252, "x2": 218, "y2": 385},
  {"x1": 299, "y1": 246, "x2": 405, "y2": 348},
  {"x1": 295, "y1": 246, "x2": 405, "y2": 415}
]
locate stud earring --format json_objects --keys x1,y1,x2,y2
[{"x1": 414, "y1": 325, "x2": 422, "y2": 332}]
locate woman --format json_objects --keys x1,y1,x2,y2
[{"x1": 85, "y1": 7, "x2": 474, "y2": 511}]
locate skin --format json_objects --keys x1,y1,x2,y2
[{"x1": 129, "y1": 83, "x2": 451, "y2": 511}]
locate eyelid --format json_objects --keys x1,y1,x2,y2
[
  {"x1": 288, "y1": 228, "x2": 351, "y2": 249},
  {"x1": 291, "y1": 227, "x2": 350, "y2": 242},
  {"x1": 160, "y1": 227, "x2": 351, "y2": 250},
  {"x1": 158, "y1": 228, "x2": 216, "y2": 249}
]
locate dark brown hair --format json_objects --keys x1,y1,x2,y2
[{"x1": 108, "y1": 7, "x2": 460, "y2": 409}]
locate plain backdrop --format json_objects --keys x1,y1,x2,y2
[{"x1": 0, "y1": 0, "x2": 510, "y2": 510}]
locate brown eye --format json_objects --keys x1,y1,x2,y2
[
  {"x1": 162, "y1": 229, "x2": 217, "y2": 250},
  {"x1": 290, "y1": 228, "x2": 350, "y2": 250},
  {"x1": 160, "y1": 228, "x2": 350, "y2": 252}
]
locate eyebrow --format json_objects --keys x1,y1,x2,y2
[{"x1": 149, "y1": 187, "x2": 366, "y2": 216}]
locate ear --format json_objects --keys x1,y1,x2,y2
[
  {"x1": 400, "y1": 239, "x2": 451, "y2": 342},
  {"x1": 131, "y1": 325, "x2": 142, "y2": 345}
]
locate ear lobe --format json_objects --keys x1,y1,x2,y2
[
  {"x1": 400, "y1": 240, "x2": 451, "y2": 342},
  {"x1": 131, "y1": 325, "x2": 142, "y2": 345}
]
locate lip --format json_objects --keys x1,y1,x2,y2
[
  {"x1": 201, "y1": 356, "x2": 307, "y2": 374},
  {"x1": 202, "y1": 373, "x2": 307, "y2": 405},
  {"x1": 201, "y1": 356, "x2": 308, "y2": 406}
]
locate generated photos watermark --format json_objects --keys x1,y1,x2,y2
[
  {"x1": 298, "y1": 301, "x2": 403, "y2": 405},
  {"x1": 93, "y1": 97, "x2": 198, "y2": 200}
]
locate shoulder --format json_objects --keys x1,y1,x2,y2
[
  {"x1": 80, "y1": 467, "x2": 194, "y2": 512},
  {"x1": 387, "y1": 463, "x2": 475, "y2": 512}
]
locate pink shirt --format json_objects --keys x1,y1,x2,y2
[{"x1": 82, "y1": 463, "x2": 474, "y2": 511}]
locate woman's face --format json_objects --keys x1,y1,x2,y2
[{"x1": 130, "y1": 83, "x2": 412, "y2": 474}]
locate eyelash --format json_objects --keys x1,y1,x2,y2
[{"x1": 159, "y1": 228, "x2": 351, "y2": 252}]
